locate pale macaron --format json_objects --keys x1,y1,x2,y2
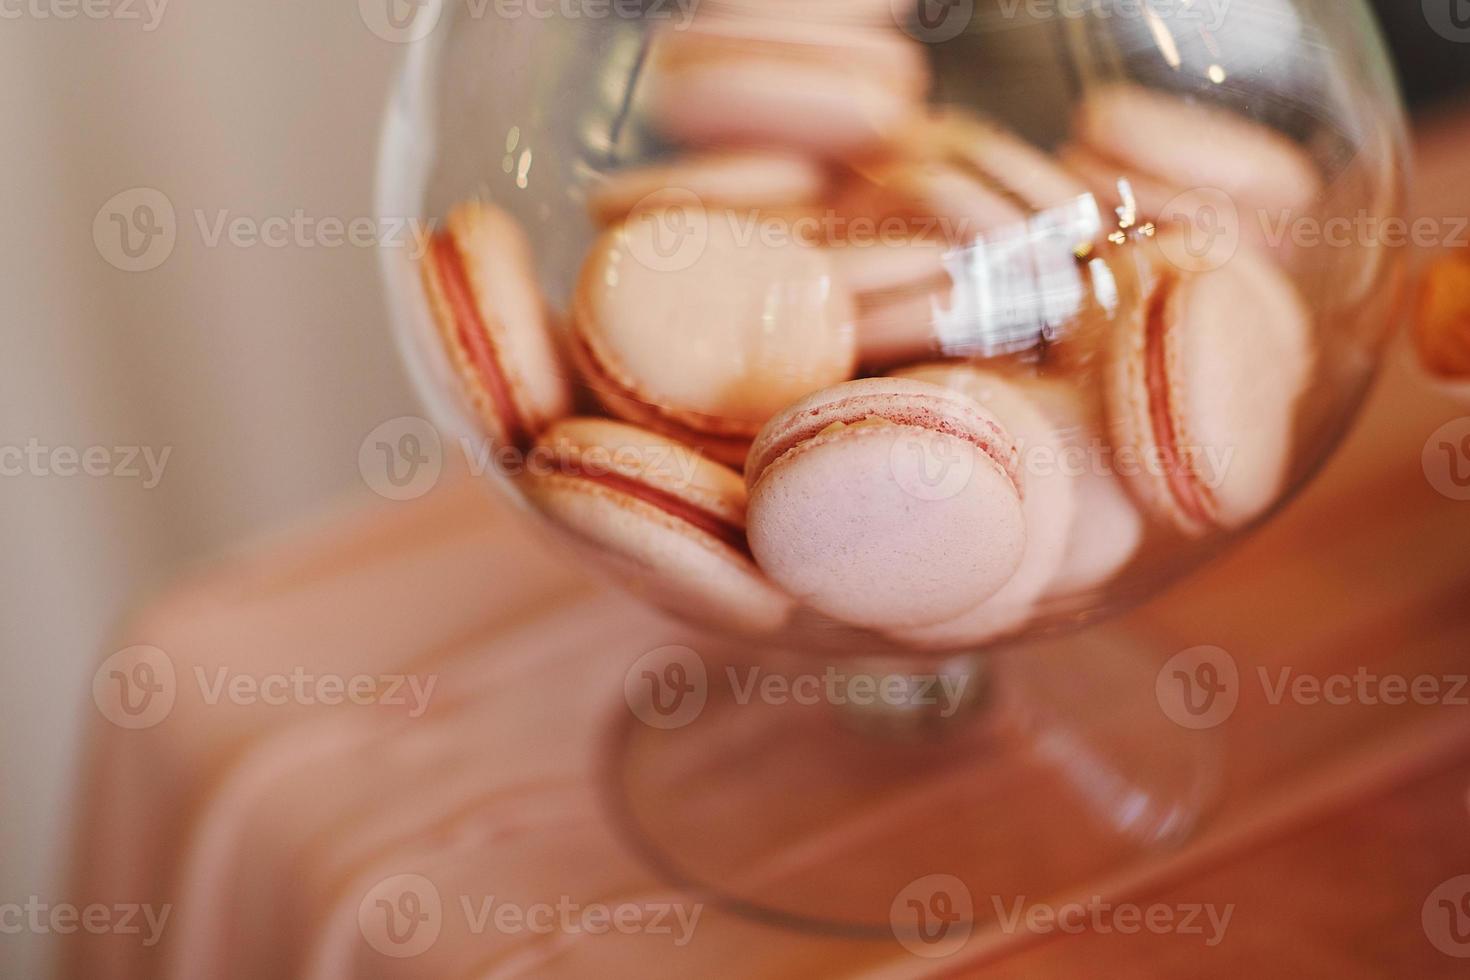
[
  {"x1": 836, "y1": 111, "x2": 1099, "y2": 245},
  {"x1": 696, "y1": 0, "x2": 914, "y2": 23},
  {"x1": 1067, "y1": 85, "x2": 1322, "y2": 232},
  {"x1": 886, "y1": 365, "x2": 1076, "y2": 649},
  {"x1": 1415, "y1": 250, "x2": 1470, "y2": 382},
  {"x1": 1105, "y1": 235, "x2": 1315, "y2": 537},
  {"x1": 829, "y1": 113, "x2": 1102, "y2": 364},
  {"x1": 645, "y1": 19, "x2": 930, "y2": 157},
  {"x1": 745, "y1": 378, "x2": 1027, "y2": 631},
  {"x1": 586, "y1": 150, "x2": 826, "y2": 227},
  {"x1": 832, "y1": 227, "x2": 1112, "y2": 369},
  {"x1": 420, "y1": 201, "x2": 572, "y2": 447},
  {"x1": 522, "y1": 417, "x2": 793, "y2": 633},
  {"x1": 828, "y1": 236, "x2": 954, "y2": 366},
  {"x1": 574, "y1": 204, "x2": 858, "y2": 466},
  {"x1": 1027, "y1": 380, "x2": 1144, "y2": 598}
]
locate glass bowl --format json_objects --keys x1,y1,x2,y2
[{"x1": 376, "y1": 0, "x2": 1409, "y2": 938}]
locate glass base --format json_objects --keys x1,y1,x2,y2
[{"x1": 605, "y1": 634, "x2": 1223, "y2": 939}]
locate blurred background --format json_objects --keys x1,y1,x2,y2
[{"x1": 0, "y1": 2, "x2": 1466, "y2": 977}]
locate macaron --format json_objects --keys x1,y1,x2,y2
[
  {"x1": 828, "y1": 236, "x2": 955, "y2": 366},
  {"x1": 1066, "y1": 85, "x2": 1322, "y2": 237},
  {"x1": 835, "y1": 224, "x2": 1113, "y2": 368},
  {"x1": 420, "y1": 201, "x2": 571, "y2": 447},
  {"x1": 837, "y1": 111, "x2": 1100, "y2": 246},
  {"x1": 1415, "y1": 250, "x2": 1470, "y2": 382},
  {"x1": 885, "y1": 365, "x2": 1075, "y2": 648},
  {"x1": 745, "y1": 378, "x2": 1027, "y2": 631},
  {"x1": 1028, "y1": 381, "x2": 1144, "y2": 598},
  {"x1": 522, "y1": 417, "x2": 793, "y2": 634},
  {"x1": 697, "y1": 0, "x2": 913, "y2": 23},
  {"x1": 645, "y1": 19, "x2": 930, "y2": 157},
  {"x1": 586, "y1": 150, "x2": 826, "y2": 227},
  {"x1": 574, "y1": 204, "x2": 858, "y2": 466},
  {"x1": 1104, "y1": 235, "x2": 1314, "y2": 537}
]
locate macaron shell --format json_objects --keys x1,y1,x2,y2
[
  {"x1": 1059, "y1": 142, "x2": 1184, "y2": 225},
  {"x1": 1027, "y1": 381, "x2": 1144, "y2": 598},
  {"x1": 425, "y1": 203, "x2": 571, "y2": 442},
  {"x1": 1048, "y1": 466, "x2": 1146, "y2": 598},
  {"x1": 834, "y1": 158, "x2": 1025, "y2": 247},
  {"x1": 567, "y1": 335, "x2": 756, "y2": 468},
  {"x1": 747, "y1": 422, "x2": 1026, "y2": 630},
  {"x1": 831, "y1": 237, "x2": 955, "y2": 368},
  {"x1": 905, "y1": 111, "x2": 1094, "y2": 214},
  {"x1": 745, "y1": 376, "x2": 1021, "y2": 484},
  {"x1": 575, "y1": 205, "x2": 858, "y2": 433},
  {"x1": 888, "y1": 365, "x2": 1076, "y2": 648},
  {"x1": 1106, "y1": 277, "x2": 1184, "y2": 531},
  {"x1": 1168, "y1": 251, "x2": 1313, "y2": 529},
  {"x1": 537, "y1": 417, "x2": 748, "y2": 527},
  {"x1": 587, "y1": 151, "x2": 825, "y2": 227},
  {"x1": 1106, "y1": 247, "x2": 1314, "y2": 535},
  {"x1": 525, "y1": 474, "x2": 793, "y2": 635},
  {"x1": 828, "y1": 236, "x2": 952, "y2": 298},
  {"x1": 698, "y1": 0, "x2": 913, "y2": 23},
  {"x1": 1060, "y1": 142, "x2": 1295, "y2": 263},
  {"x1": 854, "y1": 285, "x2": 952, "y2": 368},
  {"x1": 646, "y1": 24, "x2": 929, "y2": 156},
  {"x1": 1073, "y1": 85, "x2": 1322, "y2": 216}
]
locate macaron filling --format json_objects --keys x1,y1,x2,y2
[
  {"x1": 552, "y1": 459, "x2": 751, "y2": 559},
  {"x1": 571, "y1": 332, "x2": 758, "y2": 452},
  {"x1": 1144, "y1": 275, "x2": 1216, "y2": 529},
  {"x1": 752, "y1": 394, "x2": 1020, "y2": 491},
  {"x1": 752, "y1": 399, "x2": 1017, "y2": 499},
  {"x1": 430, "y1": 231, "x2": 530, "y2": 449}
]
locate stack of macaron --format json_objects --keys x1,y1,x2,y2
[{"x1": 418, "y1": 8, "x2": 1320, "y2": 648}]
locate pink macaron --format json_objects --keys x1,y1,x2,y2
[
  {"x1": 745, "y1": 378, "x2": 1027, "y2": 631},
  {"x1": 522, "y1": 417, "x2": 793, "y2": 634},
  {"x1": 836, "y1": 111, "x2": 1098, "y2": 246},
  {"x1": 645, "y1": 19, "x2": 930, "y2": 157},
  {"x1": 885, "y1": 365, "x2": 1076, "y2": 648},
  {"x1": 834, "y1": 223, "x2": 1115, "y2": 368},
  {"x1": 586, "y1": 150, "x2": 826, "y2": 227},
  {"x1": 573, "y1": 204, "x2": 858, "y2": 466},
  {"x1": 827, "y1": 236, "x2": 955, "y2": 367},
  {"x1": 696, "y1": 0, "x2": 913, "y2": 23},
  {"x1": 1027, "y1": 380, "x2": 1144, "y2": 599},
  {"x1": 420, "y1": 201, "x2": 572, "y2": 447},
  {"x1": 1105, "y1": 235, "x2": 1315, "y2": 537},
  {"x1": 828, "y1": 112, "x2": 1105, "y2": 364},
  {"x1": 1066, "y1": 85, "x2": 1322, "y2": 245}
]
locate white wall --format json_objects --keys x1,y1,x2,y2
[{"x1": 0, "y1": 5, "x2": 417, "y2": 975}]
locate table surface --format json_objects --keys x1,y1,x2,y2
[{"x1": 61, "y1": 114, "x2": 1470, "y2": 979}]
